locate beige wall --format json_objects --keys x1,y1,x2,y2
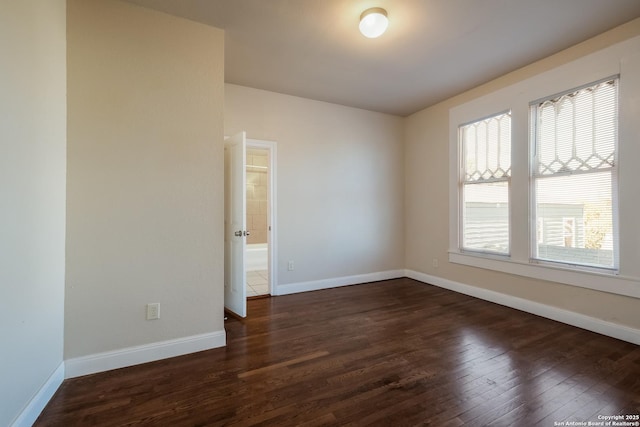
[
  {"x1": 246, "y1": 148, "x2": 268, "y2": 244},
  {"x1": 0, "y1": 1, "x2": 67, "y2": 425},
  {"x1": 405, "y1": 18, "x2": 640, "y2": 330},
  {"x1": 5, "y1": 4, "x2": 639, "y2": 422},
  {"x1": 225, "y1": 84, "x2": 405, "y2": 285},
  {"x1": 66, "y1": 0, "x2": 225, "y2": 358}
]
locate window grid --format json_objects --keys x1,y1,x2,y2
[
  {"x1": 462, "y1": 112, "x2": 512, "y2": 182},
  {"x1": 535, "y1": 80, "x2": 617, "y2": 177}
]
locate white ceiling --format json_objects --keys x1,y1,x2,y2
[{"x1": 125, "y1": 0, "x2": 640, "y2": 116}]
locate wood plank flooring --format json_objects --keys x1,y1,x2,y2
[{"x1": 36, "y1": 278, "x2": 640, "y2": 426}]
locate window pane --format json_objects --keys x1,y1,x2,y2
[
  {"x1": 462, "y1": 112, "x2": 511, "y2": 182},
  {"x1": 535, "y1": 171, "x2": 614, "y2": 268},
  {"x1": 463, "y1": 181, "x2": 509, "y2": 254},
  {"x1": 537, "y1": 80, "x2": 617, "y2": 175}
]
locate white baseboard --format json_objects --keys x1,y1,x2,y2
[
  {"x1": 11, "y1": 362, "x2": 64, "y2": 427},
  {"x1": 65, "y1": 330, "x2": 226, "y2": 379},
  {"x1": 405, "y1": 269, "x2": 640, "y2": 346},
  {"x1": 275, "y1": 270, "x2": 405, "y2": 296}
]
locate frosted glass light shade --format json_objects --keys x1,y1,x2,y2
[{"x1": 359, "y1": 8, "x2": 388, "y2": 38}]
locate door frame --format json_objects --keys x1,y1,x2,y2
[{"x1": 246, "y1": 138, "x2": 278, "y2": 296}]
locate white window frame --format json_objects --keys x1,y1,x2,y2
[{"x1": 448, "y1": 35, "x2": 640, "y2": 299}]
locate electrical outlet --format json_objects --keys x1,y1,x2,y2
[
  {"x1": 288, "y1": 260, "x2": 294, "y2": 271},
  {"x1": 432, "y1": 258, "x2": 439, "y2": 268},
  {"x1": 146, "y1": 303, "x2": 160, "y2": 320}
]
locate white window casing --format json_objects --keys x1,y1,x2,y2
[{"x1": 448, "y1": 36, "x2": 640, "y2": 299}]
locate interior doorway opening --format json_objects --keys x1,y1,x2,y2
[
  {"x1": 245, "y1": 146, "x2": 269, "y2": 297},
  {"x1": 245, "y1": 140, "x2": 276, "y2": 298}
]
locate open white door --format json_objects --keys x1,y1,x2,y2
[{"x1": 224, "y1": 132, "x2": 247, "y2": 317}]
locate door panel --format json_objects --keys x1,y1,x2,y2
[{"x1": 224, "y1": 132, "x2": 247, "y2": 317}]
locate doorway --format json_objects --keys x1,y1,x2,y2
[{"x1": 245, "y1": 140, "x2": 276, "y2": 298}]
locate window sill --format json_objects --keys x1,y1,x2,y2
[{"x1": 448, "y1": 251, "x2": 640, "y2": 299}]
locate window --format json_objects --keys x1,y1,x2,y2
[
  {"x1": 459, "y1": 111, "x2": 511, "y2": 254},
  {"x1": 531, "y1": 79, "x2": 618, "y2": 270},
  {"x1": 449, "y1": 39, "x2": 640, "y2": 298}
]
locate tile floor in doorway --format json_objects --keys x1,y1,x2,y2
[{"x1": 247, "y1": 270, "x2": 269, "y2": 297}]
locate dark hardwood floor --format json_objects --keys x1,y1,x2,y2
[{"x1": 36, "y1": 278, "x2": 640, "y2": 426}]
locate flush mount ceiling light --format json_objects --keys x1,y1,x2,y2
[{"x1": 359, "y1": 7, "x2": 389, "y2": 38}]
